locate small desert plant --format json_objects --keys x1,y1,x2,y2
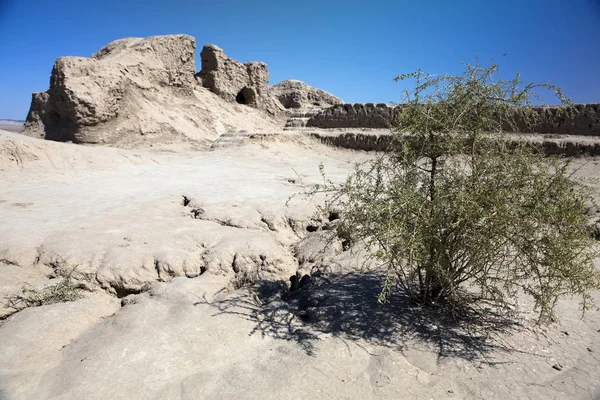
[
  {"x1": 6, "y1": 273, "x2": 83, "y2": 311},
  {"x1": 311, "y1": 60, "x2": 600, "y2": 322}
]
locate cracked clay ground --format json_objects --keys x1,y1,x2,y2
[{"x1": 0, "y1": 131, "x2": 599, "y2": 399}]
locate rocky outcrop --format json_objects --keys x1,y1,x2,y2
[
  {"x1": 271, "y1": 79, "x2": 343, "y2": 109},
  {"x1": 21, "y1": 35, "x2": 280, "y2": 149},
  {"x1": 307, "y1": 103, "x2": 600, "y2": 135},
  {"x1": 196, "y1": 44, "x2": 284, "y2": 115}
]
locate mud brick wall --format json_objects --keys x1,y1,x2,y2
[{"x1": 307, "y1": 103, "x2": 600, "y2": 136}]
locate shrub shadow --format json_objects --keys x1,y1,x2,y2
[{"x1": 205, "y1": 272, "x2": 524, "y2": 362}]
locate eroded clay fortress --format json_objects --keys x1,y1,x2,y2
[{"x1": 20, "y1": 34, "x2": 600, "y2": 155}]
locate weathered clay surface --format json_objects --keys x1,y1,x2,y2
[
  {"x1": 196, "y1": 44, "x2": 284, "y2": 115},
  {"x1": 271, "y1": 79, "x2": 343, "y2": 109},
  {"x1": 0, "y1": 130, "x2": 367, "y2": 297},
  {"x1": 21, "y1": 35, "x2": 280, "y2": 149},
  {"x1": 0, "y1": 293, "x2": 121, "y2": 399},
  {"x1": 0, "y1": 266, "x2": 598, "y2": 399},
  {"x1": 1, "y1": 130, "x2": 600, "y2": 399}
]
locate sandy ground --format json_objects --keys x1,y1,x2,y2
[{"x1": 0, "y1": 130, "x2": 599, "y2": 399}]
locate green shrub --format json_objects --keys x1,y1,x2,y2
[{"x1": 314, "y1": 61, "x2": 600, "y2": 322}]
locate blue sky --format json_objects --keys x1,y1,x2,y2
[{"x1": 0, "y1": 0, "x2": 599, "y2": 120}]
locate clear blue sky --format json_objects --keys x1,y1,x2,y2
[{"x1": 0, "y1": 0, "x2": 599, "y2": 120}]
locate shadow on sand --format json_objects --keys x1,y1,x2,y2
[{"x1": 202, "y1": 272, "x2": 524, "y2": 362}]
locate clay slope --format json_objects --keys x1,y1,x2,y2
[{"x1": 21, "y1": 35, "x2": 280, "y2": 150}]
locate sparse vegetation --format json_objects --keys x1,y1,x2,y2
[
  {"x1": 311, "y1": 61, "x2": 600, "y2": 322},
  {"x1": 6, "y1": 273, "x2": 83, "y2": 312}
]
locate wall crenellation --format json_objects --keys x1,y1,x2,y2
[{"x1": 307, "y1": 103, "x2": 600, "y2": 135}]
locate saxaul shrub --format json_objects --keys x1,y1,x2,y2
[{"x1": 312, "y1": 61, "x2": 600, "y2": 322}]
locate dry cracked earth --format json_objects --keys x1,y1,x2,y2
[{"x1": 0, "y1": 129, "x2": 599, "y2": 399}]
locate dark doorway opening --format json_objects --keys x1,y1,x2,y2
[{"x1": 236, "y1": 87, "x2": 256, "y2": 105}]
